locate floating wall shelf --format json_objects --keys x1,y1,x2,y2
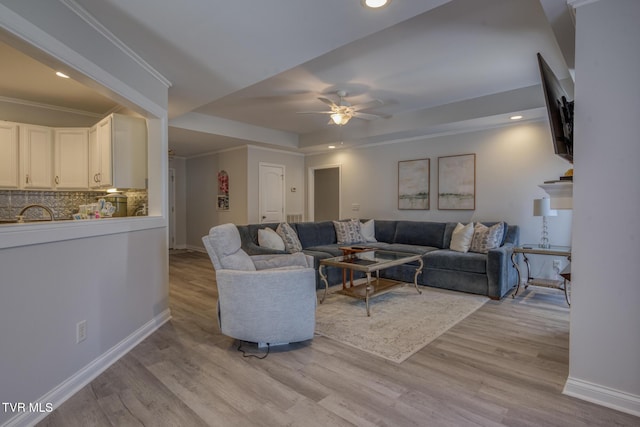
[{"x1": 539, "y1": 182, "x2": 573, "y2": 209}]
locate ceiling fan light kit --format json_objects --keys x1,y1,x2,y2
[
  {"x1": 361, "y1": 0, "x2": 391, "y2": 9},
  {"x1": 297, "y1": 89, "x2": 386, "y2": 126}
]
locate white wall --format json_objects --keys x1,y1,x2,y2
[
  {"x1": 0, "y1": 229, "x2": 168, "y2": 414},
  {"x1": 185, "y1": 153, "x2": 219, "y2": 249},
  {"x1": 306, "y1": 121, "x2": 572, "y2": 256},
  {"x1": 219, "y1": 147, "x2": 248, "y2": 226},
  {"x1": 565, "y1": 0, "x2": 640, "y2": 416}
]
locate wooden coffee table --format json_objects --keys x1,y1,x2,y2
[{"x1": 319, "y1": 250, "x2": 423, "y2": 316}]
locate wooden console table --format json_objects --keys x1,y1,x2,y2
[{"x1": 511, "y1": 244, "x2": 572, "y2": 305}]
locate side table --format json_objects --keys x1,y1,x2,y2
[{"x1": 511, "y1": 244, "x2": 572, "y2": 305}]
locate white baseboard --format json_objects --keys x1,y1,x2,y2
[
  {"x1": 564, "y1": 376, "x2": 640, "y2": 417},
  {"x1": 185, "y1": 244, "x2": 206, "y2": 253},
  {"x1": 2, "y1": 309, "x2": 172, "y2": 427}
]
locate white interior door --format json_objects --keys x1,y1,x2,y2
[{"x1": 259, "y1": 163, "x2": 285, "y2": 223}]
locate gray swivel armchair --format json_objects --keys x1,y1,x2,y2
[{"x1": 202, "y1": 223, "x2": 317, "y2": 346}]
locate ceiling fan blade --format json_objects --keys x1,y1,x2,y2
[
  {"x1": 352, "y1": 99, "x2": 383, "y2": 111},
  {"x1": 296, "y1": 111, "x2": 334, "y2": 114},
  {"x1": 317, "y1": 97, "x2": 338, "y2": 107},
  {"x1": 353, "y1": 112, "x2": 384, "y2": 121}
]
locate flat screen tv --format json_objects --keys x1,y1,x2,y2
[{"x1": 537, "y1": 53, "x2": 574, "y2": 163}]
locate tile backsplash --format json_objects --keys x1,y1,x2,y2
[{"x1": 0, "y1": 190, "x2": 148, "y2": 220}]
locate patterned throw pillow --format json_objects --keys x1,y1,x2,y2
[
  {"x1": 333, "y1": 219, "x2": 365, "y2": 245},
  {"x1": 469, "y1": 222, "x2": 505, "y2": 254},
  {"x1": 276, "y1": 222, "x2": 302, "y2": 253},
  {"x1": 449, "y1": 222, "x2": 474, "y2": 253}
]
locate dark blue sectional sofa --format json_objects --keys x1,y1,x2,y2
[{"x1": 237, "y1": 219, "x2": 519, "y2": 300}]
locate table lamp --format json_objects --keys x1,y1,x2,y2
[{"x1": 533, "y1": 197, "x2": 557, "y2": 248}]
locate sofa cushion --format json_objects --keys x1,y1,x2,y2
[
  {"x1": 425, "y1": 250, "x2": 487, "y2": 274},
  {"x1": 469, "y1": 222, "x2": 504, "y2": 254},
  {"x1": 276, "y1": 222, "x2": 303, "y2": 253},
  {"x1": 449, "y1": 222, "x2": 474, "y2": 253},
  {"x1": 373, "y1": 220, "x2": 397, "y2": 243},
  {"x1": 258, "y1": 227, "x2": 285, "y2": 251},
  {"x1": 305, "y1": 245, "x2": 344, "y2": 257},
  {"x1": 295, "y1": 221, "x2": 337, "y2": 247},
  {"x1": 333, "y1": 219, "x2": 365, "y2": 244},
  {"x1": 393, "y1": 221, "x2": 446, "y2": 248},
  {"x1": 381, "y1": 243, "x2": 439, "y2": 256}
]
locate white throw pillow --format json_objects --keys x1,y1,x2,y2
[
  {"x1": 360, "y1": 219, "x2": 377, "y2": 243},
  {"x1": 258, "y1": 227, "x2": 285, "y2": 251},
  {"x1": 449, "y1": 222, "x2": 474, "y2": 253}
]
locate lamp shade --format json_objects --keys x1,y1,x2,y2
[{"x1": 533, "y1": 198, "x2": 558, "y2": 217}]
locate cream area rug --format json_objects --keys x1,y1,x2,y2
[{"x1": 315, "y1": 285, "x2": 488, "y2": 363}]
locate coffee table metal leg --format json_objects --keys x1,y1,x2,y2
[
  {"x1": 413, "y1": 258, "x2": 423, "y2": 294},
  {"x1": 319, "y1": 264, "x2": 329, "y2": 303}
]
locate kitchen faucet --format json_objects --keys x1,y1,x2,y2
[{"x1": 17, "y1": 204, "x2": 55, "y2": 223}]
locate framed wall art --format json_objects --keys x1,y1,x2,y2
[
  {"x1": 217, "y1": 170, "x2": 229, "y2": 211},
  {"x1": 438, "y1": 154, "x2": 476, "y2": 210},
  {"x1": 398, "y1": 158, "x2": 430, "y2": 210}
]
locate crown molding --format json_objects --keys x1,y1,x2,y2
[
  {"x1": 0, "y1": 96, "x2": 104, "y2": 118},
  {"x1": 567, "y1": 0, "x2": 601, "y2": 8},
  {"x1": 59, "y1": 0, "x2": 172, "y2": 89}
]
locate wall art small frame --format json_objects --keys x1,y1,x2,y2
[
  {"x1": 438, "y1": 153, "x2": 476, "y2": 210},
  {"x1": 217, "y1": 170, "x2": 229, "y2": 211},
  {"x1": 398, "y1": 158, "x2": 430, "y2": 210}
]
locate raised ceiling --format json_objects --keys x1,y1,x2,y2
[{"x1": 2, "y1": 0, "x2": 575, "y2": 157}]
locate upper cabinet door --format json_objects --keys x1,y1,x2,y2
[
  {"x1": 54, "y1": 128, "x2": 89, "y2": 190},
  {"x1": 20, "y1": 124, "x2": 53, "y2": 189},
  {"x1": 97, "y1": 116, "x2": 113, "y2": 188},
  {"x1": 0, "y1": 122, "x2": 19, "y2": 189}
]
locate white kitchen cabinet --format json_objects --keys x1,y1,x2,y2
[
  {"x1": 54, "y1": 128, "x2": 89, "y2": 190},
  {"x1": 89, "y1": 114, "x2": 147, "y2": 190},
  {"x1": 20, "y1": 124, "x2": 53, "y2": 189},
  {"x1": 0, "y1": 121, "x2": 19, "y2": 188}
]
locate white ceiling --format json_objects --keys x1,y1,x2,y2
[{"x1": 2, "y1": 0, "x2": 575, "y2": 157}]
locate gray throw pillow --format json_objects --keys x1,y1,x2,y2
[
  {"x1": 469, "y1": 222, "x2": 504, "y2": 254},
  {"x1": 276, "y1": 222, "x2": 303, "y2": 253},
  {"x1": 333, "y1": 219, "x2": 365, "y2": 245}
]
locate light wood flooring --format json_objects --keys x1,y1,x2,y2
[{"x1": 39, "y1": 250, "x2": 639, "y2": 426}]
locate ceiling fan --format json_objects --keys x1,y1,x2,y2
[{"x1": 297, "y1": 90, "x2": 387, "y2": 126}]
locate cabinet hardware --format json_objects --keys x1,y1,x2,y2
[{"x1": 55, "y1": 176, "x2": 60, "y2": 184}]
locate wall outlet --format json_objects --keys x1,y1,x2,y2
[{"x1": 76, "y1": 320, "x2": 87, "y2": 343}]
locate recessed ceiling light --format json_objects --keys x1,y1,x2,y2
[
  {"x1": 55, "y1": 71, "x2": 70, "y2": 78},
  {"x1": 510, "y1": 115, "x2": 523, "y2": 120},
  {"x1": 328, "y1": 145, "x2": 336, "y2": 149},
  {"x1": 361, "y1": 0, "x2": 391, "y2": 9}
]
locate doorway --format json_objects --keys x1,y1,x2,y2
[
  {"x1": 308, "y1": 165, "x2": 341, "y2": 221},
  {"x1": 259, "y1": 163, "x2": 285, "y2": 223}
]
